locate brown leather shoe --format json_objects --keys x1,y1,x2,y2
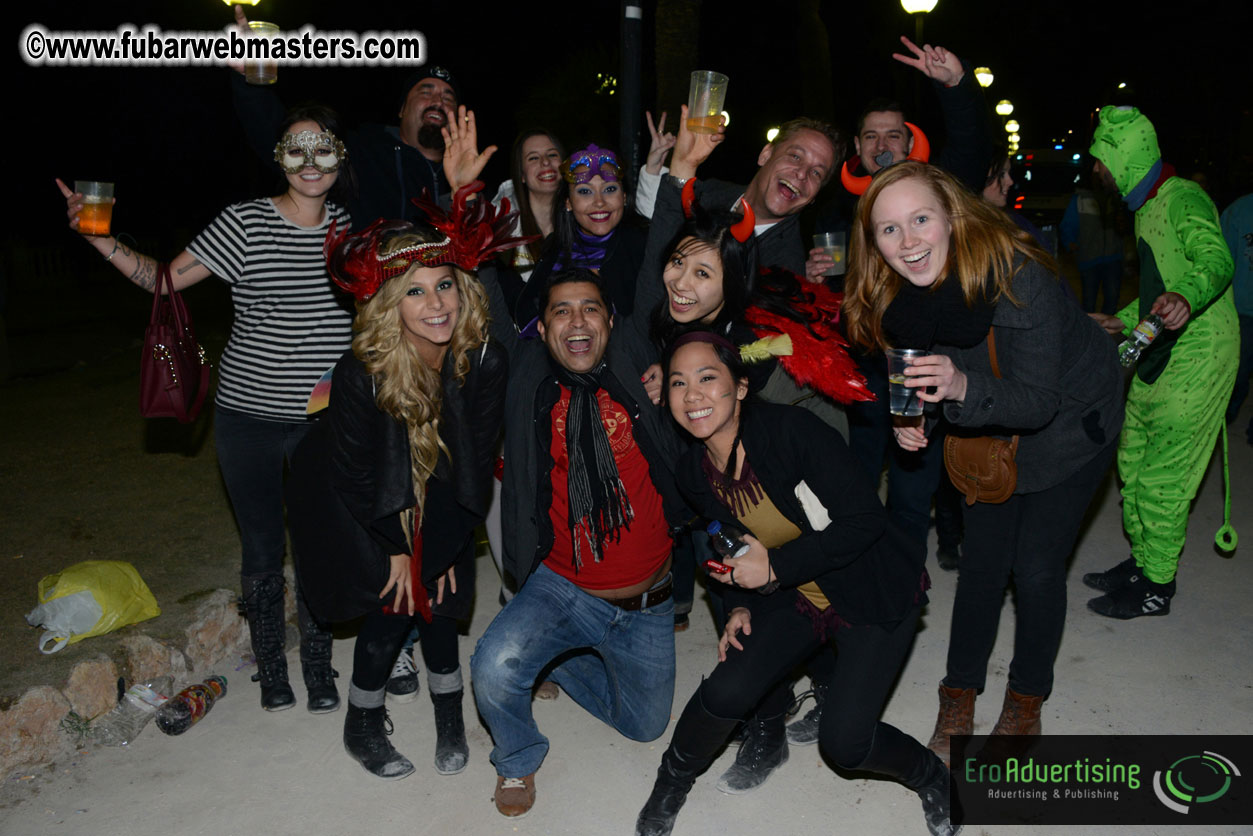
[
  {"x1": 494, "y1": 773, "x2": 536, "y2": 817},
  {"x1": 990, "y1": 687, "x2": 1043, "y2": 736},
  {"x1": 927, "y1": 683, "x2": 976, "y2": 767}
]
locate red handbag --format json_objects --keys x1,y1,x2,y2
[{"x1": 140, "y1": 263, "x2": 210, "y2": 423}]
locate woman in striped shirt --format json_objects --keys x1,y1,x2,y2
[{"x1": 58, "y1": 104, "x2": 354, "y2": 717}]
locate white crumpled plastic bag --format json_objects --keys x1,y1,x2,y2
[{"x1": 26, "y1": 590, "x2": 104, "y2": 654}]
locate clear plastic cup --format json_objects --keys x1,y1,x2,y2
[
  {"x1": 687, "y1": 71, "x2": 729, "y2": 134},
  {"x1": 245, "y1": 21, "x2": 279, "y2": 85},
  {"x1": 886, "y1": 348, "x2": 927, "y2": 416},
  {"x1": 75, "y1": 181, "x2": 114, "y2": 236},
  {"x1": 813, "y1": 231, "x2": 846, "y2": 276}
]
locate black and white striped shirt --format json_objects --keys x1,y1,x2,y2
[{"x1": 187, "y1": 199, "x2": 354, "y2": 421}]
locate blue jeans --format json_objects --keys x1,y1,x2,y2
[
  {"x1": 213, "y1": 404, "x2": 312, "y2": 577},
  {"x1": 470, "y1": 563, "x2": 675, "y2": 778}
]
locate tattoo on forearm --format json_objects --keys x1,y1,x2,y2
[
  {"x1": 131, "y1": 256, "x2": 156, "y2": 291},
  {"x1": 176, "y1": 258, "x2": 202, "y2": 276}
]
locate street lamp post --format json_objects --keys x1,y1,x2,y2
[{"x1": 900, "y1": 0, "x2": 938, "y2": 44}]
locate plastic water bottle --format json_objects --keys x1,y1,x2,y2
[
  {"x1": 90, "y1": 676, "x2": 173, "y2": 747},
  {"x1": 1118, "y1": 314, "x2": 1164, "y2": 367},
  {"x1": 155, "y1": 676, "x2": 228, "y2": 736},
  {"x1": 707, "y1": 520, "x2": 750, "y2": 559}
]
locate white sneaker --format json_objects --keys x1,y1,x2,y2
[{"x1": 386, "y1": 647, "x2": 420, "y2": 703}]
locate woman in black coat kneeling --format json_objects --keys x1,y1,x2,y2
[{"x1": 635, "y1": 330, "x2": 955, "y2": 836}]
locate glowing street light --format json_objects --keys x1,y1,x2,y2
[
  {"x1": 995, "y1": 99, "x2": 1014, "y2": 116},
  {"x1": 1005, "y1": 119, "x2": 1020, "y2": 133},
  {"x1": 974, "y1": 67, "x2": 993, "y2": 88},
  {"x1": 1008, "y1": 133, "x2": 1021, "y2": 143},
  {"x1": 766, "y1": 127, "x2": 780, "y2": 143},
  {"x1": 900, "y1": 0, "x2": 938, "y2": 44}
]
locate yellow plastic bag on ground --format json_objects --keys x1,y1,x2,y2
[{"x1": 25, "y1": 560, "x2": 161, "y2": 654}]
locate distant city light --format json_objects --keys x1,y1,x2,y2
[
  {"x1": 995, "y1": 99, "x2": 1014, "y2": 116},
  {"x1": 1009, "y1": 133, "x2": 1021, "y2": 143},
  {"x1": 1118, "y1": 82, "x2": 1127, "y2": 89},
  {"x1": 766, "y1": 127, "x2": 780, "y2": 142},
  {"x1": 1072, "y1": 153, "x2": 1081, "y2": 161},
  {"x1": 1053, "y1": 144, "x2": 1063, "y2": 150},
  {"x1": 974, "y1": 67, "x2": 994, "y2": 87},
  {"x1": 1005, "y1": 120, "x2": 1020, "y2": 133}
]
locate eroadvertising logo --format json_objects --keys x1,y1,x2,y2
[
  {"x1": 951, "y1": 735, "x2": 1252, "y2": 826},
  {"x1": 1153, "y1": 751, "x2": 1240, "y2": 814}
]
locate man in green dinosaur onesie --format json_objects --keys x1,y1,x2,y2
[{"x1": 1082, "y1": 106, "x2": 1237, "y2": 619}]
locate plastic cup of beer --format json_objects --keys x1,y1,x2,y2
[
  {"x1": 687, "y1": 71, "x2": 729, "y2": 134},
  {"x1": 75, "y1": 181, "x2": 114, "y2": 236},
  {"x1": 886, "y1": 348, "x2": 927, "y2": 417},
  {"x1": 245, "y1": 21, "x2": 279, "y2": 85},
  {"x1": 813, "y1": 231, "x2": 846, "y2": 277}
]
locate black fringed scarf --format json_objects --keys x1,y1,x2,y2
[
  {"x1": 881, "y1": 276, "x2": 997, "y2": 350},
  {"x1": 551, "y1": 360, "x2": 634, "y2": 570}
]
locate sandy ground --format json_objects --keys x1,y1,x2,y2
[
  {"x1": 2, "y1": 407, "x2": 1251, "y2": 835},
  {"x1": 1, "y1": 263, "x2": 1250, "y2": 834}
]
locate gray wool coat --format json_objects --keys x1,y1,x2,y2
[{"x1": 934, "y1": 259, "x2": 1125, "y2": 494}]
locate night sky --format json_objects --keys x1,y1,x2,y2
[{"x1": 11, "y1": 0, "x2": 1252, "y2": 256}]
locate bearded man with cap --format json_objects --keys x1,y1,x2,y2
[
  {"x1": 1083, "y1": 105, "x2": 1238, "y2": 619},
  {"x1": 229, "y1": 6, "x2": 469, "y2": 223}
]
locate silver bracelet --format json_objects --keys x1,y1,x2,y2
[{"x1": 103, "y1": 238, "x2": 120, "y2": 261}]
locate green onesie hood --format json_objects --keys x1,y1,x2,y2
[{"x1": 1089, "y1": 106, "x2": 1161, "y2": 197}]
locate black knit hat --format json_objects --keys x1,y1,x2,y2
[{"x1": 398, "y1": 66, "x2": 461, "y2": 110}]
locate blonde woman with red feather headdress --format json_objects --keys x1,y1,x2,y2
[{"x1": 287, "y1": 183, "x2": 529, "y2": 780}]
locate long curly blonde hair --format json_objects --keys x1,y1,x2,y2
[
  {"x1": 351, "y1": 228, "x2": 492, "y2": 523},
  {"x1": 843, "y1": 161, "x2": 1055, "y2": 352}
]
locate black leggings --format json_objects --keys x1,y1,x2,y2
[
  {"x1": 351, "y1": 611, "x2": 461, "y2": 692},
  {"x1": 701, "y1": 597, "x2": 932, "y2": 784}
]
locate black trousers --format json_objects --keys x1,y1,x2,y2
[
  {"x1": 352, "y1": 611, "x2": 460, "y2": 692},
  {"x1": 944, "y1": 440, "x2": 1117, "y2": 697},
  {"x1": 699, "y1": 597, "x2": 932, "y2": 783}
]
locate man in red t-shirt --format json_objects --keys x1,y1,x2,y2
[{"x1": 471, "y1": 269, "x2": 687, "y2": 818}]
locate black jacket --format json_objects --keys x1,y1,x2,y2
[
  {"x1": 287, "y1": 343, "x2": 507, "y2": 622},
  {"x1": 678, "y1": 402, "x2": 926, "y2": 625}
]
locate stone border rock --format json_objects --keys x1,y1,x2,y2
[{"x1": 0, "y1": 583, "x2": 264, "y2": 778}]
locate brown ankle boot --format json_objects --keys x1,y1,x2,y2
[
  {"x1": 990, "y1": 687, "x2": 1043, "y2": 736},
  {"x1": 927, "y1": 683, "x2": 976, "y2": 767}
]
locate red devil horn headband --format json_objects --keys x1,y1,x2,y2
[
  {"x1": 839, "y1": 122, "x2": 931, "y2": 196},
  {"x1": 680, "y1": 178, "x2": 755, "y2": 243}
]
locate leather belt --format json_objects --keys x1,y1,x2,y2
[{"x1": 604, "y1": 573, "x2": 673, "y2": 611}]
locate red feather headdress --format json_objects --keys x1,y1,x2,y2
[
  {"x1": 325, "y1": 181, "x2": 538, "y2": 301},
  {"x1": 742, "y1": 268, "x2": 875, "y2": 404}
]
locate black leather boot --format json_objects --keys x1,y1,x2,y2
[
  {"x1": 297, "y1": 589, "x2": 339, "y2": 714},
  {"x1": 715, "y1": 708, "x2": 789, "y2": 794},
  {"x1": 343, "y1": 703, "x2": 415, "y2": 780},
  {"x1": 636, "y1": 690, "x2": 740, "y2": 836},
  {"x1": 914, "y1": 751, "x2": 961, "y2": 836},
  {"x1": 242, "y1": 573, "x2": 295, "y2": 712},
  {"x1": 431, "y1": 689, "x2": 469, "y2": 775}
]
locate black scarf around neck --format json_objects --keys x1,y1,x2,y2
[
  {"x1": 551, "y1": 360, "x2": 634, "y2": 570},
  {"x1": 881, "y1": 276, "x2": 996, "y2": 350}
]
